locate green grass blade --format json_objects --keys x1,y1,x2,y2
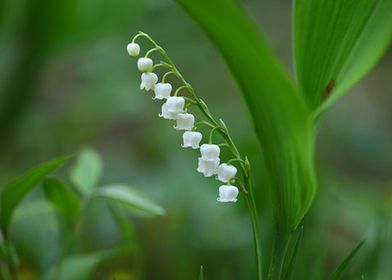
[
  {"x1": 294, "y1": 0, "x2": 392, "y2": 112},
  {"x1": 199, "y1": 265, "x2": 204, "y2": 280},
  {"x1": 69, "y1": 147, "x2": 103, "y2": 196},
  {"x1": 43, "y1": 177, "x2": 81, "y2": 225},
  {"x1": 176, "y1": 0, "x2": 316, "y2": 232},
  {"x1": 93, "y1": 184, "x2": 165, "y2": 216},
  {"x1": 0, "y1": 155, "x2": 71, "y2": 228},
  {"x1": 327, "y1": 240, "x2": 366, "y2": 280}
]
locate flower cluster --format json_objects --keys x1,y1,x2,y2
[{"x1": 127, "y1": 33, "x2": 249, "y2": 203}]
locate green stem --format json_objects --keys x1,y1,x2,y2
[{"x1": 245, "y1": 179, "x2": 263, "y2": 280}]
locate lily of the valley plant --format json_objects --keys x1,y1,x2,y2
[{"x1": 127, "y1": 32, "x2": 262, "y2": 278}]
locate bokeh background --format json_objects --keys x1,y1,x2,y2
[{"x1": 1, "y1": 0, "x2": 392, "y2": 279}]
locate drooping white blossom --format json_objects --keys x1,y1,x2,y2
[
  {"x1": 197, "y1": 157, "x2": 220, "y2": 177},
  {"x1": 166, "y1": 97, "x2": 185, "y2": 115},
  {"x1": 217, "y1": 163, "x2": 237, "y2": 183},
  {"x1": 127, "y1": 43, "x2": 140, "y2": 57},
  {"x1": 174, "y1": 113, "x2": 194, "y2": 131},
  {"x1": 159, "y1": 102, "x2": 176, "y2": 120},
  {"x1": 182, "y1": 131, "x2": 202, "y2": 149},
  {"x1": 217, "y1": 185, "x2": 239, "y2": 202},
  {"x1": 154, "y1": 83, "x2": 172, "y2": 100},
  {"x1": 137, "y1": 57, "x2": 153, "y2": 72},
  {"x1": 200, "y1": 144, "x2": 220, "y2": 160},
  {"x1": 140, "y1": 73, "x2": 158, "y2": 91}
]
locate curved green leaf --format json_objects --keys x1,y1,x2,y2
[
  {"x1": 70, "y1": 147, "x2": 103, "y2": 196},
  {"x1": 93, "y1": 184, "x2": 165, "y2": 216},
  {"x1": 294, "y1": 0, "x2": 392, "y2": 112},
  {"x1": 176, "y1": 0, "x2": 316, "y2": 232},
  {"x1": 43, "y1": 177, "x2": 81, "y2": 225},
  {"x1": 0, "y1": 155, "x2": 71, "y2": 228}
]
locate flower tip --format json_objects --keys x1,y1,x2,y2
[{"x1": 127, "y1": 43, "x2": 140, "y2": 57}]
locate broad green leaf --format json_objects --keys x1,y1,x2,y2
[
  {"x1": 327, "y1": 240, "x2": 366, "y2": 280},
  {"x1": 93, "y1": 184, "x2": 165, "y2": 216},
  {"x1": 294, "y1": 0, "x2": 392, "y2": 112},
  {"x1": 70, "y1": 147, "x2": 103, "y2": 196},
  {"x1": 0, "y1": 155, "x2": 71, "y2": 228},
  {"x1": 176, "y1": 0, "x2": 316, "y2": 232},
  {"x1": 43, "y1": 177, "x2": 81, "y2": 225}
]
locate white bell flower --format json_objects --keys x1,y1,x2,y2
[
  {"x1": 217, "y1": 163, "x2": 237, "y2": 183},
  {"x1": 200, "y1": 144, "x2": 220, "y2": 160},
  {"x1": 217, "y1": 185, "x2": 239, "y2": 202},
  {"x1": 137, "y1": 57, "x2": 153, "y2": 72},
  {"x1": 174, "y1": 113, "x2": 194, "y2": 131},
  {"x1": 166, "y1": 97, "x2": 185, "y2": 115},
  {"x1": 197, "y1": 157, "x2": 220, "y2": 177},
  {"x1": 154, "y1": 83, "x2": 172, "y2": 100},
  {"x1": 182, "y1": 131, "x2": 202, "y2": 149},
  {"x1": 127, "y1": 43, "x2": 140, "y2": 57},
  {"x1": 158, "y1": 102, "x2": 176, "y2": 120},
  {"x1": 140, "y1": 72, "x2": 158, "y2": 91}
]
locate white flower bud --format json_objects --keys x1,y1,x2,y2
[
  {"x1": 217, "y1": 163, "x2": 237, "y2": 183},
  {"x1": 200, "y1": 144, "x2": 220, "y2": 160},
  {"x1": 217, "y1": 185, "x2": 239, "y2": 202},
  {"x1": 197, "y1": 157, "x2": 220, "y2": 177},
  {"x1": 154, "y1": 83, "x2": 172, "y2": 100},
  {"x1": 182, "y1": 131, "x2": 202, "y2": 149},
  {"x1": 127, "y1": 43, "x2": 140, "y2": 57},
  {"x1": 166, "y1": 97, "x2": 185, "y2": 115},
  {"x1": 137, "y1": 57, "x2": 153, "y2": 72},
  {"x1": 174, "y1": 113, "x2": 194, "y2": 131},
  {"x1": 140, "y1": 72, "x2": 158, "y2": 91}
]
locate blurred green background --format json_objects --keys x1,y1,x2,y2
[{"x1": 1, "y1": 0, "x2": 392, "y2": 279}]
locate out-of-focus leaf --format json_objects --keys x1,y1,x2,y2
[
  {"x1": 43, "y1": 177, "x2": 81, "y2": 225},
  {"x1": 0, "y1": 155, "x2": 71, "y2": 228},
  {"x1": 176, "y1": 0, "x2": 316, "y2": 232},
  {"x1": 327, "y1": 240, "x2": 366, "y2": 280},
  {"x1": 294, "y1": 0, "x2": 392, "y2": 112},
  {"x1": 44, "y1": 248, "x2": 121, "y2": 280},
  {"x1": 11, "y1": 201, "x2": 53, "y2": 224},
  {"x1": 94, "y1": 184, "x2": 165, "y2": 216},
  {"x1": 70, "y1": 147, "x2": 103, "y2": 196},
  {"x1": 108, "y1": 202, "x2": 135, "y2": 251}
]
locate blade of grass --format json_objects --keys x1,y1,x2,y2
[{"x1": 327, "y1": 240, "x2": 366, "y2": 280}]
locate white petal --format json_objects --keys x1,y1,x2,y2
[
  {"x1": 197, "y1": 158, "x2": 219, "y2": 177},
  {"x1": 182, "y1": 131, "x2": 202, "y2": 149},
  {"x1": 137, "y1": 57, "x2": 153, "y2": 72},
  {"x1": 174, "y1": 113, "x2": 194, "y2": 130},
  {"x1": 154, "y1": 83, "x2": 172, "y2": 100},
  {"x1": 217, "y1": 185, "x2": 239, "y2": 202},
  {"x1": 217, "y1": 164, "x2": 237, "y2": 183},
  {"x1": 200, "y1": 144, "x2": 220, "y2": 160},
  {"x1": 127, "y1": 43, "x2": 140, "y2": 57}
]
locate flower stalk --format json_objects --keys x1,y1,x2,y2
[{"x1": 128, "y1": 31, "x2": 263, "y2": 279}]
